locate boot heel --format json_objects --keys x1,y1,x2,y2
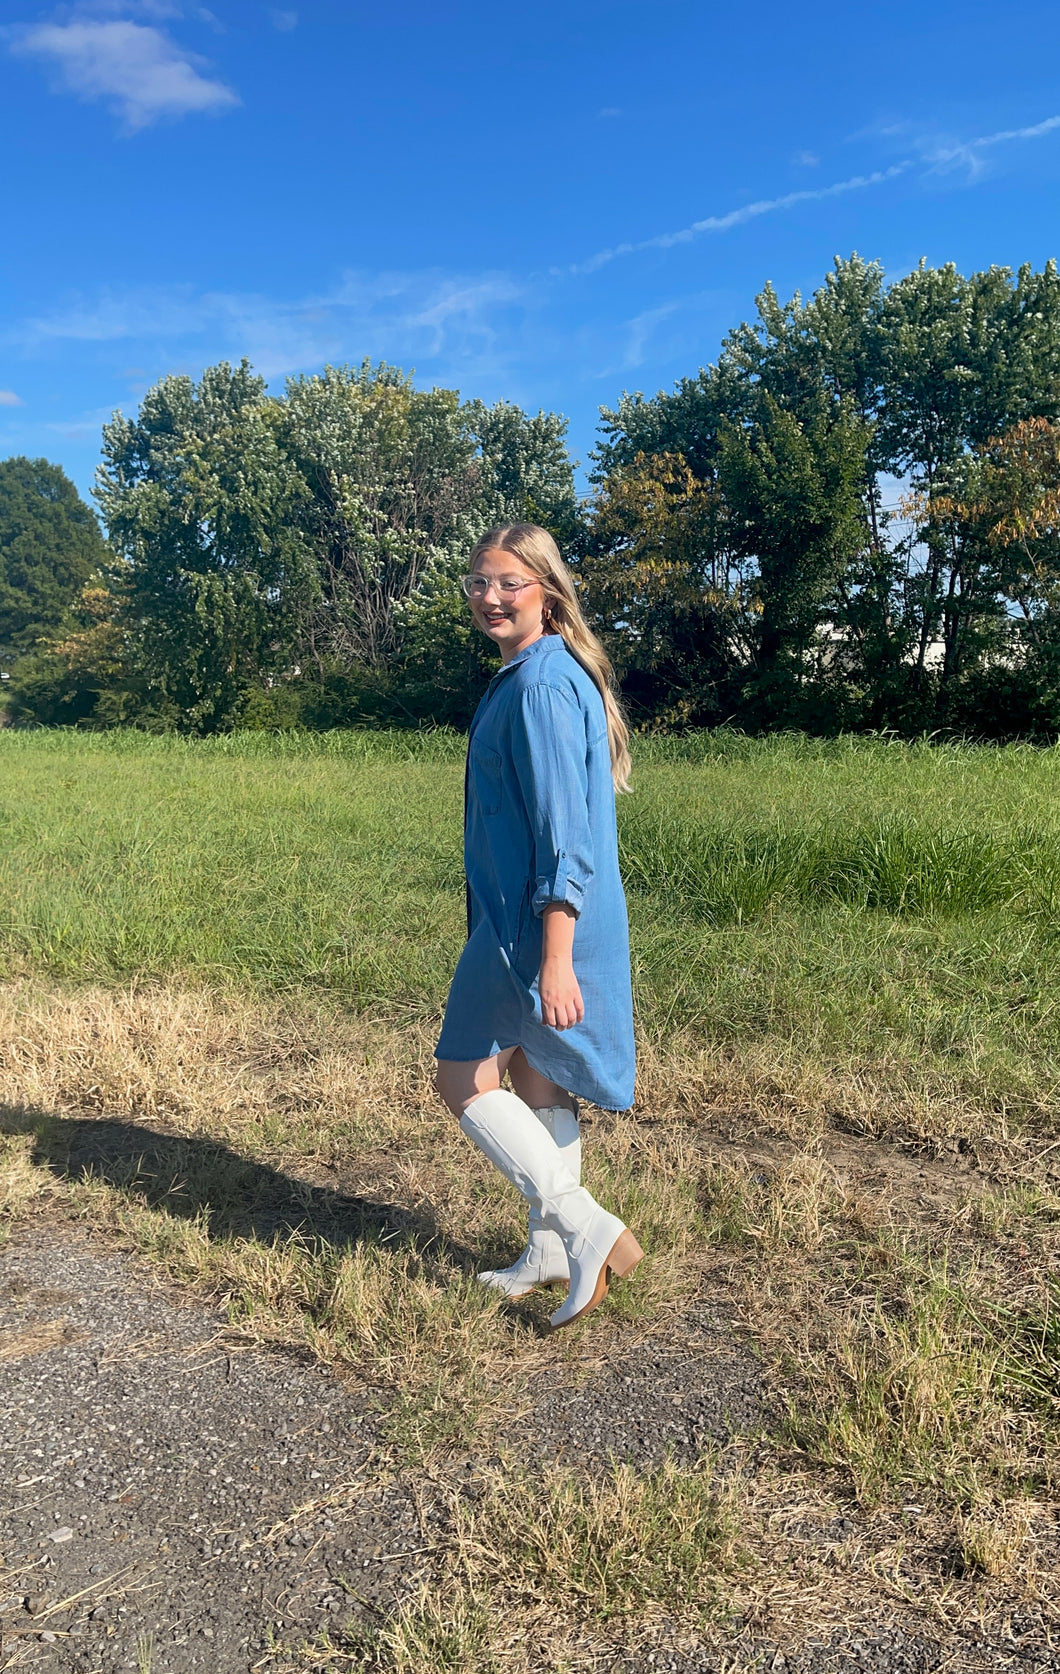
[{"x1": 606, "y1": 1229, "x2": 644, "y2": 1280}]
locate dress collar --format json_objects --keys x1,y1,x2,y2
[{"x1": 491, "y1": 632, "x2": 565, "y2": 684}]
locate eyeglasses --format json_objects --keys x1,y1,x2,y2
[{"x1": 459, "y1": 574, "x2": 540, "y2": 600}]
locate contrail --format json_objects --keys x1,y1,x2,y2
[
  {"x1": 568, "y1": 165, "x2": 911, "y2": 275},
  {"x1": 565, "y1": 112, "x2": 1060, "y2": 277},
  {"x1": 929, "y1": 113, "x2": 1060, "y2": 167}
]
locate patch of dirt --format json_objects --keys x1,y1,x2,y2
[
  {"x1": 0, "y1": 1224, "x2": 433, "y2": 1673},
  {"x1": 2, "y1": 1197, "x2": 1058, "y2": 1674},
  {"x1": 521, "y1": 1307, "x2": 764, "y2": 1470},
  {"x1": 615, "y1": 1620, "x2": 1060, "y2": 1673}
]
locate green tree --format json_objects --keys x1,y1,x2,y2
[
  {"x1": 589, "y1": 256, "x2": 1060, "y2": 735},
  {"x1": 722, "y1": 255, "x2": 885, "y2": 427},
  {"x1": 590, "y1": 259, "x2": 886, "y2": 728},
  {"x1": 579, "y1": 451, "x2": 746, "y2": 725},
  {"x1": 876, "y1": 263, "x2": 1060, "y2": 700},
  {"x1": 277, "y1": 370, "x2": 581, "y2": 726},
  {"x1": 96, "y1": 361, "x2": 311, "y2": 732},
  {"x1": 466, "y1": 400, "x2": 578, "y2": 538},
  {"x1": 88, "y1": 360, "x2": 579, "y2": 732},
  {"x1": 0, "y1": 457, "x2": 107, "y2": 668},
  {"x1": 718, "y1": 394, "x2": 871, "y2": 726},
  {"x1": 593, "y1": 360, "x2": 743, "y2": 486},
  {"x1": 280, "y1": 362, "x2": 481, "y2": 677},
  {"x1": 922, "y1": 418, "x2": 1060, "y2": 734}
]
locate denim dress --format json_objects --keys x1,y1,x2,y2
[{"x1": 435, "y1": 633, "x2": 636, "y2": 1111}]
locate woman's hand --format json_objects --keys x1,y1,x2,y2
[
  {"x1": 539, "y1": 955, "x2": 585, "y2": 1030},
  {"x1": 539, "y1": 903, "x2": 584, "y2": 1030}
]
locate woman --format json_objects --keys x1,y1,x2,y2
[{"x1": 434, "y1": 523, "x2": 643, "y2": 1330}]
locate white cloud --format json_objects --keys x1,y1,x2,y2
[
  {"x1": 792, "y1": 149, "x2": 819, "y2": 167},
  {"x1": 621, "y1": 301, "x2": 681, "y2": 369},
  {"x1": 0, "y1": 390, "x2": 22, "y2": 406},
  {"x1": 11, "y1": 270, "x2": 530, "y2": 383},
  {"x1": 8, "y1": 18, "x2": 239, "y2": 130},
  {"x1": 927, "y1": 113, "x2": 1060, "y2": 174},
  {"x1": 270, "y1": 9, "x2": 298, "y2": 30}
]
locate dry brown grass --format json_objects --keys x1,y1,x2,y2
[
  {"x1": 4, "y1": 977, "x2": 1060, "y2": 1670},
  {"x1": 635, "y1": 1025, "x2": 1060, "y2": 1167},
  {"x1": 0, "y1": 1126, "x2": 52, "y2": 1230},
  {"x1": 956, "y1": 1500, "x2": 1035, "y2": 1578},
  {"x1": 258, "y1": 1466, "x2": 1060, "y2": 1674},
  {"x1": 0, "y1": 1317, "x2": 80, "y2": 1360},
  {"x1": 691, "y1": 1149, "x2": 1060, "y2": 1509},
  {"x1": 0, "y1": 979, "x2": 708, "y2": 1460},
  {"x1": 293, "y1": 1457, "x2": 743, "y2": 1673},
  {"x1": 453, "y1": 1452, "x2": 743, "y2": 1617}
]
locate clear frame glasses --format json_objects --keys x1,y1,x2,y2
[{"x1": 459, "y1": 574, "x2": 539, "y2": 601}]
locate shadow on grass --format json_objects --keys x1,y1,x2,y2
[{"x1": 0, "y1": 1103, "x2": 483, "y2": 1274}]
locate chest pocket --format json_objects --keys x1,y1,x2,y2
[{"x1": 470, "y1": 743, "x2": 503, "y2": 816}]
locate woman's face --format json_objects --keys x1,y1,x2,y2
[{"x1": 469, "y1": 547, "x2": 549, "y2": 662}]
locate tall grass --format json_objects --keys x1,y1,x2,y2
[
  {"x1": 621, "y1": 808, "x2": 1060, "y2": 920},
  {"x1": 3, "y1": 728, "x2": 1060, "y2": 1115},
  {"x1": 0, "y1": 723, "x2": 468, "y2": 762}
]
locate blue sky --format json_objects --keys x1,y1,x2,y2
[{"x1": 3, "y1": 0, "x2": 1060, "y2": 502}]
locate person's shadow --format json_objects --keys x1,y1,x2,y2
[{"x1": 0, "y1": 1102, "x2": 484, "y2": 1275}]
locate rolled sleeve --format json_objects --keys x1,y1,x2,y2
[{"x1": 512, "y1": 682, "x2": 595, "y2": 918}]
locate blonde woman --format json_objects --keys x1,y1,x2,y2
[{"x1": 434, "y1": 524, "x2": 643, "y2": 1329}]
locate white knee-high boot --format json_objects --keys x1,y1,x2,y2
[
  {"x1": 460, "y1": 1088, "x2": 643, "y2": 1329},
  {"x1": 476, "y1": 1105, "x2": 580, "y2": 1298}
]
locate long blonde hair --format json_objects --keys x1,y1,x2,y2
[{"x1": 470, "y1": 523, "x2": 631, "y2": 791}]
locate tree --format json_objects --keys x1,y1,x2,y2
[
  {"x1": 919, "y1": 418, "x2": 1060, "y2": 733},
  {"x1": 579, "y1": 451, "x2": 746, "y2": 725},
  {"x1": 718, "y1": 394, "x2": 871, "y2": 725},
  {"x1": 0, "y1": 457, "x2": 107, "y2": 669},
  {"x1": 86, "y1": 359, "x2": 581, "y2": 731},
  {"x1": 722, "y1": 255, "x2": 886, "y2": 427},
  {"x1": 588, "y1": 256, "x2": 1060, "y2": 736},
  {"x1": 593, "y1": 360, "x2": 743, "y2": 486},
  {"x1": 879, "y1": 261, "x2": 1060, "y2": 479},
  {"x1": 3, "y1": 579, "x2": 168, "y2": 729},
  {"x1": 280, "y1": 362, "x2": 481, "y2": 676},
  {"x1": 588, "y1": 259, "x2": 884, "y2": 729},
  {"x1": 96, "y1": 361, "x2": 311, "y2": 732},
  {"x1": 466, "y1": 400, "x2": 579, "y2": 538},
  {"x1": 875, "y1": 262, "x2": 1060, "y2": 707}
]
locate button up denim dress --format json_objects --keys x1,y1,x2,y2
[{"x1": 435, "y1": 633, "x2": 636, "y2": 1111}]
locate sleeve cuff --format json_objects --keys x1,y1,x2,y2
[{"x1": 531, "y1": 864, "x2": 585, "y2": 917}]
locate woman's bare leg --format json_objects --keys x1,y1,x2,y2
[
  {"x1": 434, "y1": 1048, "x2": 518, "y2": 1117},
  {"x1": 435, "y1": 1048, "x2": 572, "y2": 1118},
  {"x1": 506, "y1": 1048, "x2": 573, "y2": 1113}
]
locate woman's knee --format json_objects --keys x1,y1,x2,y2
[
  {"x1": 434, "y1": 1053, "x2": 507, "y2": 1117},
  {"x1": 433, "y1": 1061, "x2": 461, "y2": 1115},
  {"x1": 434, "y1": 1059, "x2": 481, "y2": 1116}
]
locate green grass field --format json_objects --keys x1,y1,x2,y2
[
  {"x1": 3, "y1": 727, "x2": 1060, "y2": 1122},
  {"x1": 3, "y1": 728, "x2": 1060, "y2": 1669}
]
